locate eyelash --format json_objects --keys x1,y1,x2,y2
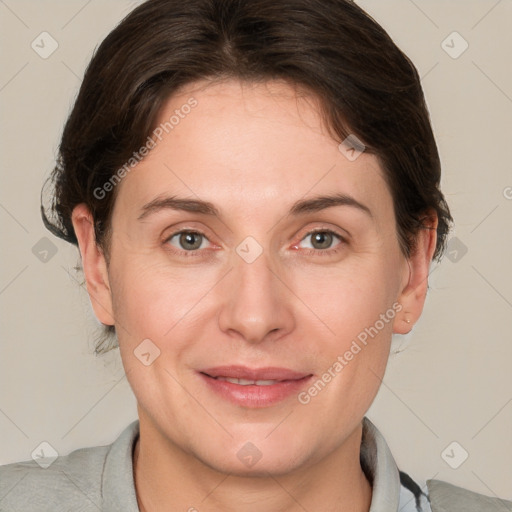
[
  {"x1": 295, "y1": 229, "x2": 347, "y2": 257},
  {"x1": 163, "y1": 228, "x2": 347, "y2": 258}
]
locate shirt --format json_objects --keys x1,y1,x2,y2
[{"x1": 1, "y1": 417, "x2": 509, "y2": 511}]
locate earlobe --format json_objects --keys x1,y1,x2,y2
[
  {"x1": 71, "y1": 204, "x2": 115, "y2": 326},
  {"x1": 394, "y1": 311, "x2": 413, "y2": 335},
  {"x1": 393, "y1": 211, "x2": 438, "y2": 335}
]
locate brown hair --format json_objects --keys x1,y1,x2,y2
[{"x1": 42, "y1": 0, "x2": 452, "y2": 353}]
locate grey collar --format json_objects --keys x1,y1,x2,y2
[{"x1": 361, "y1": 417, "x2": 401, "y2": 511}]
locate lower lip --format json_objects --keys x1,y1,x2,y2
[{"x1": 198, "y1": 373, "x2": 313, "y2": 408}]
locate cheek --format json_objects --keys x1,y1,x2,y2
[
  {"x1": 291, "y1": 260, "x2": 397, "y2": 405},
  {"x1": 109, "y1": 253, "x2": 222, "y2": 342},
  {"x1": 292, "y1": 258, "x2": 399, "y2": 342},
  {"x1": 295, "y1": 277, "x2": 394, "y2": 428}
]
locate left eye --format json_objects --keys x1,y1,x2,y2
[
  {"x1": 298, "y1": 230, "x2": 343, "y2": 251},
  {"x1": 167, "y1": 231, "x2": 209, "y2": 251}
]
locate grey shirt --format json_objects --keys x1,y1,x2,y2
[{"x1": 1, "y1": 417, "x2": 510, "y2": 511}]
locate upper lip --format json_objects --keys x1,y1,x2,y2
[{"x1": 199, "y1": 365, "x2": 311, "y2": 381}]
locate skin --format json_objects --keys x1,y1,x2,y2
[{"x1": 72, "y1": 78, "x2": 437, "y2": 512}]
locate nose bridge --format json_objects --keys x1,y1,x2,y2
[{"x1": 218, "y1": 242, "x2": 293, "y2": 343}]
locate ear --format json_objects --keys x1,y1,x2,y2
[
  {"x1": 71, "y1": 204, "x2": 115, "y2": 326},
  {"x1": 393, "y1": 210, "x2": 438, "y2": 334}
]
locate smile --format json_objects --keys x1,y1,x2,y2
[
  {"x1": 214, "y1": 377, "x2": 282, "y2": 386},
  {"x1": 197, "y1": 366, "x2": 313, "y2": 408}
]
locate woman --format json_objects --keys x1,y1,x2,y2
[{"x1": 1, "y1": 0, "x2": 510, "y2": 510}]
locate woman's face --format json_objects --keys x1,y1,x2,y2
[{"x1": 78, "y1": 79, "x2": 421, "y2": 475}]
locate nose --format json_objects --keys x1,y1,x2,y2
[{"x1": 217, "y1": 246, "x2": 295, "y2": 345}]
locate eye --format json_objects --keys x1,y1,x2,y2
[
  {"x1": 296, "y1": 229, "x2": 346, "y2": 255},
  {"x1": 166, "y1": 230, "x2": 210, "y2": 252},
  {"x1": 163, "y1": 228, "x2": 346, "y2": 258}
]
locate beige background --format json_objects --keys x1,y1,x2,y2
[{"x1": 1, "y1": 0, "x2": 511, "y2": 501}]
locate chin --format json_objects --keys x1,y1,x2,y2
[
  {"x1": 201, "y1": 450, "x2": 308, "y2": 478},
  {"x1": 189, "y1": 430, "x2": 317, "y2": 477}
]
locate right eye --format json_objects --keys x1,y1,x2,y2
[{"x1": 165, "y1": 230, "x2": 212, "y2": 256}]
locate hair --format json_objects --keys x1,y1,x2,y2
[{"x1": 42, "y1": 0, "x2": 453, "y2": 354}]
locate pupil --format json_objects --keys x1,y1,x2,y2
[
  {"x1": 313, "y1": 232, "x2": 331, "y2": 249},
  {"x1": 181, "y1": 232, "x2": 201, "y2": 250}
]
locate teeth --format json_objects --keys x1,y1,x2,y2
[
  {"x1": 216, "y1": 377, "x2": 279, "y2": 386},
  {"x1": 256, "y1": 379, "x2": 278, "y2": 386}
]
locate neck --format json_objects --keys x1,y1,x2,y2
[{"x1": 133, "y1": 415, "x2": 372, "y2": 512}]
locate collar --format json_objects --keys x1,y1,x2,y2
[
  {"x1": 102, "y1": 419, "x2": 140, "y2": 511},
  {"x1": 101, "y1": 417, "x2": 401, "y2": 511},
  {"x1": 361, "y1": 417, "x2": 401, "y2": 511}
]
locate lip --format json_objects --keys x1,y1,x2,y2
[{"x1": 197, "y1": 365, "x2": 313, "y2": 408}]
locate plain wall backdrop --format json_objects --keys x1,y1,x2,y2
[{"x1": 0, "y1": 0, "x2": 511, "y2": 501}]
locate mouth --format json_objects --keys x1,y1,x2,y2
[
  {"x1": 212, "y1": 377, "x2": 285, "y2": 386},
  {"x1": 197, "y1": 366, "x2": 313, "y2": 407}
]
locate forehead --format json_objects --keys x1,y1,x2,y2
[{"x1": 114, "y1": 79, "x2": 391, "y2": 223}]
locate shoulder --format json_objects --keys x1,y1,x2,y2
[
  {"x1": 427, "y1": 479, "x2": 512, "y2": 512},
  {"x1": 0, "y1": 420, "x2": 140, "y2": 512},
  {"x1": 398, "y1": 471, "x2": 512, "y2": 512},
  {"x1": 0, "y1": 442, "x2": 110, "y2": 512}
]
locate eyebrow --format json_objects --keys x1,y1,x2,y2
[{"x1": 137, "y1": 192, "x2": 373, "y2": 221}]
